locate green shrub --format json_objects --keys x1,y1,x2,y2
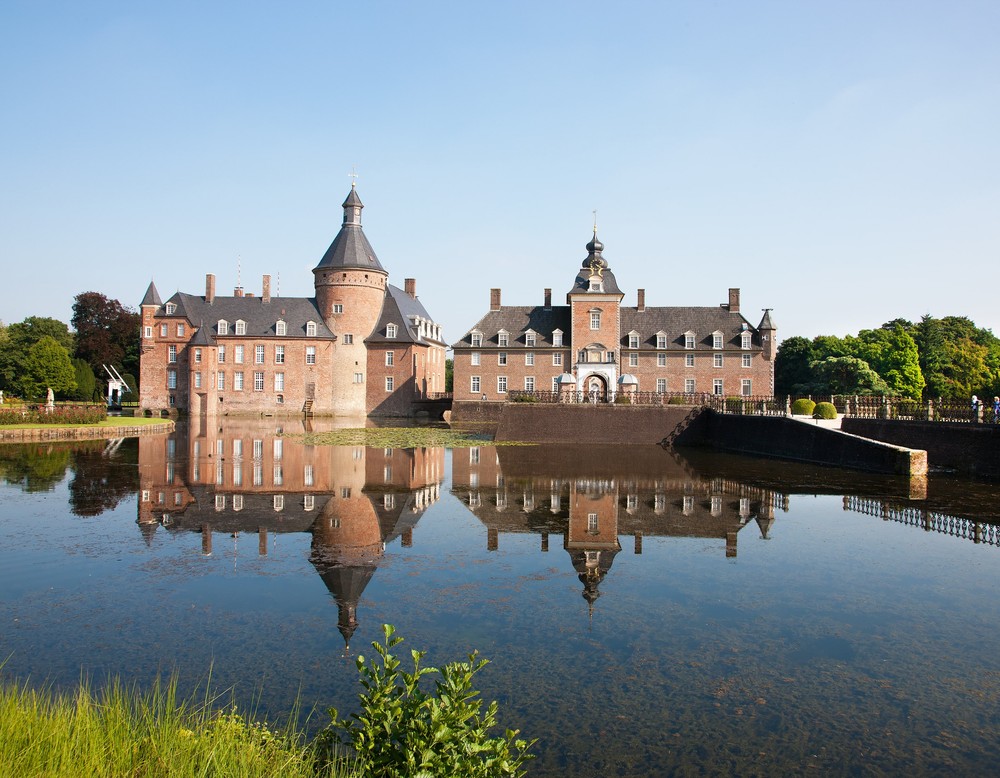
[
  {"x1": 813, "y1": 401, "x2": 837, "y2": 419},
  {"x1": 509, "y1": 393, "x2": 536, "y2": 403},
  {"x1": 614, "y1": 393, "x2": 631, "y2": 404},
  {"x1": 317, "y1": 624, "x2": 534, "y2": 778},
  {"x1": 667, "y1": 396, "x2": 686, "y2": 405},
  {"x1": 791, "y1": 398, "x2": 816, "y2": 416}
]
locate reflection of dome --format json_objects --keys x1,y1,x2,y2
[
  {"x1": 568, "y1": 548, "x2": 620, "y2": 612},
  {"x1": 313, "y1": 562, "x2": 377, "y2": 651}
]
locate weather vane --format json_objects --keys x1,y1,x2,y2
[
  {"x1": 348, "y1": 167, "x2": 358, "y2": 188},
  {"x1": 592, "y1": 209, "x2": 598, "y2": 235}
]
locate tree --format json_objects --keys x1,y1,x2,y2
[
  {"x1": 851, "y1": 325, "x2": 925, "y2": 400},
  {"x1": 774, "y1": 336, "x2": 815, "y2": 395},
  {"x1": 22, "y1": 336, "x2": 77, "y2": 400},
  {"x1": 810, "y1": 356, "x2": 889, "y2": 395},
  {"x1": 71, "y1": 358, "x2": 97, "y2": 401},
  {"x1": 0, "y1": 317, "x2": 75, "y2": 397},
  {"x1": 445, "y1": 358, "x2": 454, "y2": 393},
  {"x1": 71, "y1": 292, "x2": 141, "y2": 380}
]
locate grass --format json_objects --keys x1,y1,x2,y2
[
  {"x1": 0, "y1": 675, "x2": 358, "y2": 778},
  {"x1": 293, "y1": 427, "x2": 532, "y2": 448}
]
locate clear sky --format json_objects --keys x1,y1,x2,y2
[{"x1": 2, "y1": 1, "x2": 998, "y2": 345}]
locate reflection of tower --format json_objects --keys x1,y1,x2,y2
[{"x1": 565, "y1": 477, "x2": 621, "y2": 616}]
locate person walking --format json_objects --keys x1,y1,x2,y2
[{"x1": 992, "y1": 396, "x2": 1000, "y2": 423}]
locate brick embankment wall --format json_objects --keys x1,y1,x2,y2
[
  {"x1": 451, "y1": 401, "x2": 506, "y2": 426},
  {"x1": 842, "y1": 419, "x2": 1000, "y2": 478},
  {"x1": 0, "y1": 422, "x2": 174, "y2": 443},
  {"x1": 686, "y1": 413, "x2": 926, "y2": 476},
  {"x1": 493, "y1": 404, "x2": 694, "y2": 444}
]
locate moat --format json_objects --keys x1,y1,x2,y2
[{"x1": 2, "y1": 419, "x2": 999, "y2": 776}]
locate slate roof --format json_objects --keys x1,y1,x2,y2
[
  {"x1": 451, "y1": 306, "x2": 572, "y2": 348},
  {"x1": 758, "y1": 309, "x2": 776, "y2": 330},
  {"x1": 313, "y1": 187, "x2": 386, "y2": 273},
  {"x1": 565, "y1": 233, "x2": 624, "y2": 297},
  {"x1": 162, "y1": 291, "x2": 335, "y2": 339},
  {"x1": 141, "y1": 281, "x2": 163, "y2": 308},
  {"x1": 367, "y1": 284, "x2": 447, "y2": 346}
]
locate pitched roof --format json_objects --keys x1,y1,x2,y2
[
  {"x1": 313, "y1": 187, "x2": 386, "y2": 274},
  {"x1": 163, "y1": 292, "x2": 335, "y2": 339},
  {"x1": 141, "y1": 281, "x2": 162, "y2": 308},
  {"x1": 367, "y1": 284, "x2": 446, "y2": 346},
  {"x1": 451, "y1": 306, "x2": 572, "y2": 348},
  {"x1": 619, "y1": 307, "x2": 759, "y2": 349}
]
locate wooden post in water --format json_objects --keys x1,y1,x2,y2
[
  {"x1": 201, "y1": 524, "x2": 212, "y2": 556},
  {"x1": 258, "y1": 527, "x2": 267, "y2": 556}
]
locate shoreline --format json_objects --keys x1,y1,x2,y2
[{"x1": 0, "y1": 419, "x2": 174, "y2": 443}]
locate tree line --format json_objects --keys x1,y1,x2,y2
[
  {"x1": 775, "y1": 315, "x2": 1000, "y2": 401},
  {"x1": 0, "y1": 292, "x2": 140, "y2": 403}
]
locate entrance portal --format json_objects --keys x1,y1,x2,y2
[{"x1": 586, "y1": 375, "x2": 608, "y2": 403}]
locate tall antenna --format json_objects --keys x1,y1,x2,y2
[
  {"x1": 276, "y1": 272, "x2": 280, "y2": 298},
  {"x1": 237, "y1": 254, "x2": 242, "y2": 291}
]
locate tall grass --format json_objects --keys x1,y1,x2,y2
[{"x1": 0, "y1": 674, "x2": 358, "y2": 778}]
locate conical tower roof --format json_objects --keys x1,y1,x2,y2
[
  {"x1": 141, "y1": 281, "x2": 162, "y2": 307},
  {"x1": 313, "y1": 185, "x2": 386, "y2": 273}
]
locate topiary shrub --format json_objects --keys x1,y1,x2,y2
[
  {"x1": 614, "y1": 393, "x2": 631, "y2": 404},
  {"x1": 667, "y1": 396, "x2": 686, "y2": 405},
  {"x1": 813, "y1": 401, "x2": 837, "y2": 420},
  {"x1": 791, "y1": 398, "x2": 816, "y2": 416}
]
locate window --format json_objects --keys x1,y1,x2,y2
[
  {"x1": 194, "y1": 348, "x2": 202, "y2": 363},
  {"x1": 656, "y1": 378, "x2": 666, "y2": 393},
  {"x1": 713, "y1": 332, "x2": 723, "y2": 349},
  {"x1": 471, "y1": 332, "x2": 482, "y2": 347},
  {"x1": 471, "y1": 376, "x2": 481, "y2": 393},
  {"x1": 254, "y1": 345, "x2": 264, "y2": 364},
  {"x1": 333, "y1": 304, "x2": 343, "y2": 314},
  {"x1": 275, "y1": 345, "x2": 285, "y2": 364},
  {"x1": 742, "y1": 332, "x2": 752, "y2": 349},
  {"x1": 685, "y1": 354, "x2": 695, "y2": 367},
  {"x1": 144, "y1": 326, "x2": 152, "y2": 338},
  {"x1": 742, "y1": 379, "x2": 752, "y2": 396},
  {"x1": 657, "y1": 353, "x2": 666, "y2": 367},
  {"x1": 167, "y1": 370, "x2": 177, "y2": 389},
  {"x1": 194, "y1": 372, "x2": 202, "y2": 389},
  {"x1": 685, "y1": 378, "x2": 695, "y2": 393},
  {"x1": 590, "y1": 311, "x2": 601, "y2": 330},
  {"x1": 629, "y1": 353, "x2": 638, "y2": 367},
  {"x1": 713, "y1": 379, "x2": 723, "y2": 395},
  {"x1": 385, "y1": 376, "x2": 394, "y2": 392},
  {"x1": 588, "y1": 513, "x2": 598, "y2": 532},
  {"x1": 553, "y1": 353, "x2": 562, "y2": 366},
  {"x1": 160, "y1": 324, "x2": 168, "y2": 337},
  {"x1": 306, "y1": 321, "x2": 317, "y2": 337},
  {"x1": 553, "y1": 330, "x2": 563, "y2": 347},
  {"x1": 351, "y1": 372, "x2": 362, "y2": 383},
  {"x1": 177, "y1": 323, "x2": 185, "y2": 337},
  {"x1": 254, "y1": 372, "x2": 264, "y2": 391},
  {"x1": 276, "y1": 321, "x2": 286, "y2": 336},
  {"x1": 606, "y1": 351, "x2": 615, "y2": 362},
  {"x1": 274, "y1": 372, "x2": 284, "y2": 391},
  {"x1": 234, "y1": 345, "x2": 244, "y2": 364},
  {"x1": 685, "y1": 332, "x2": 695, "y2": 349},
  {"x1": 165, "y1": 303, "x2": 177, "y2": 315},
  {"x1": 217, "y1": 320, "x2": 228, "y2": 335},
  {"x1": 234, "y1": 371, "x2": 244, "y2": 390},
  {"x1": 386, "y1": 323, "x2": 397, "y2": 338},
  {"x1": 306, "y1": 346, "x2": 316, "y2": 364},
  {"x1": 273, "y1": 495, "x2": 284, "y2": 512},
  {"x1": 742, "y1": 354, "x2": 752, "y2": 368},
  {"x1": 217, "y1": 372, "x2": 225, "y2": 390},
  {"x1": 471, "y1": 352, "x2": 480, "y2": 366},
  {"x1": 714, "y1": 353, "x2": 723, "y2": 368},
  {"x1": 628, "y1": 333, "x2": 639, "y2": 349},
  {"x1": 525, "y1": 332, "x2": 536, "y2": 347},
  {"x1": 498, "y1": 352, "x2": 507, "y2": 366},
  {"x1": 498, "y1": 331, "x2": 509, "y2": 347},
  {"x1": 497, "y1": 376, "x2": 507, "y2": 394},
  {"x1": 385, "y1": 351, "x2": 394, "y2": 366},
  {"x1": 525, "y1": 352, "x2": 534, "y2": 366},
  {"x1": 525, "y1": 376, "x2": 535, "y2": 391},
  {"x1": 218, "y1": 345, "x2": 226, "y2": 363},
  {"x1": 235, "y1": 320, "x2": 246, "y2": 336},
  {"x1": 552, "y1": 376, "x2": 560, "y2": 392},
  {"x1": 656, "y1": 333, "x2": 667, "y2": 349},
  {"x1": 168, "y1": 345, "x2": 177, "y2": 363},
  {"x1": 343, "y1": 334, "x2": 353, "y2": 345}
]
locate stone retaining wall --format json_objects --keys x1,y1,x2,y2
[
  {"x1": 0, "y1": 422, "x2": 174, "y2": 443},
  {"x1": 493, "y1": 403, "x2": 695, "y2": 445}
]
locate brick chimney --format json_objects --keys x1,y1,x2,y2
[
  {"x1": 728, "y1": 288, "x2": 740, "y2": 313},
  {"x1": 262, "y1": 274, "x2": 271, "y2": 303},
  {"x1": 234, "y1": 286, "x2": 244, "y2": 298},
  {"x1": 490, "y1": 288, "x2": 501, "y2": 311},
  {"x1": 405, "y1": 278, "x2": 416, "y2": 298},
  {"x1": 206, "y1": 274, "x2": 216, "y2": 304},
  {"x1": 544, "y1": 288, "x2": 552, "y2": 309},
  {"x1": 637, "y1": 288, "x2": 645, "y2": 312}
]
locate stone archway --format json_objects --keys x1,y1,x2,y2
[{"x1": 586, "y1": 375, "x2": 608, "y2": 403}]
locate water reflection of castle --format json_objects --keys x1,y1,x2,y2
[
  {"x1": 451, "y1": 445, "x2": 787, "y2": 611},
  {"x1": 136, "y1": 420, "x2": 444, "y2": 649}
]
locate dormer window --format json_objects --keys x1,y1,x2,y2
[
  {"x1": 218, "y1": 320, "x2": 229, "y2": 336},
  {"x1": 712, "y1": 331, "x2": 723, "y2": 349},
  {"x1": 498, "y1": 330, "x2": 509, "y2": 347},
  {"x1": 306, "y1": 321, "x2": 317, "y2": 337},
  {"x1": 684, "y1": 331, "x2": 695, "y2": 349},
  {"x1": 386, "y1": 323, "x2": 397, "y2": 338},
  {"x1": 741, "y1": 332, "x2": 752, "y2": 349},
  {"x1": 525, "y1": 330, "x2": 536, "y2": 347},
  {"x1": 552, "y1": 330, "x2": 563, "y2": 347},
  {"x1": 276, "y1": 320, "x2": 286, "y2": 336},
  {"x1": 235, "y1": 320, "x2": 246, "y2": 336},
  {"x1": 589, "y1": 279, "x2": 603, "y2": 292},
  {"x1": 656, "y1": 332, "x2": 667, "y2": 349},
  {"x1": 628, "y1": 332, "x2": 639, "y2": 349},
  {"x1": 165, "y1": 303, "x2": 177, "y2": 315},
  {"x1": 471, "y1": 331, "x2": 482, "y2": 347}
]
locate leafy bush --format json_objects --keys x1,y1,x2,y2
[
  {"x1": 614, "y1": 393, "x2": 631, "y2": 404},
  {"x1": 317, "y1": 624, "x2": 534, "y2": 778},
  {"x1": 509, "y1": 393, "x2": 536, "y2": 403},
  {"x1": 813, "y1": 401, "x2": 837, "y2": 419},
  {"x1": 0, "y1": 404, "x2": 108, "y2": 426},
  {"x1": 791, "y1": 398, "x2": 816, "y2": 416},
  {"x1": 667, "y1": 396, "x2": 686, "y2": 405}
]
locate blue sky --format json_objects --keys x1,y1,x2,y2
[{"x1": 2, "y1": 1, "x2": 998, "y2": 345}]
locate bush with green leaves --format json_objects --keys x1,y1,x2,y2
[
  {"x1": 813, "y1": 401, "x2": 837, "y2": 420},
  {"x1": 317, "y1": 624, "x2": 534, "y2": 778},
  {"x1": 791, "y1": 398, "x2": 816, "y2": 416},
  {"x1": 614, "y1": 393, "x2": 631, "y2": 404}
]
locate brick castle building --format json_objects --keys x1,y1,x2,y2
[
  {"x1": 451, "y1": 230, "x2": 775, "y2": 401},
  {"x1": 139, "y1": 186, "x2": 446, "y2": 417}
]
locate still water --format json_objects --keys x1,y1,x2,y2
[{"x1": 2, "y1": 420, "x2": 1000, "y2": 776}]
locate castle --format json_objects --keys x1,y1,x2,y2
[
  {"x1": 451, "y1": 230, "x2": 775, "y2": 402},
  {"x1": 138, "y1": 186, "x2": 447, "y2": 417}
]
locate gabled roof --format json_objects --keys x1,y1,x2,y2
[
  {"x1": 161, "y1": 292, "x2": 335, "y2": 339},
  {"x1": 619, "y1": 307, "x2": 759, "y2": 350},
  {"x1": 141, "y1": 281, "x2": 162, "y2": 308},
  {"x1": 313, "y1": 187, "x2": 386, "y2": 274},
  {"x1": 451, "y1": 306, "x2": 572, "y2": 348}
]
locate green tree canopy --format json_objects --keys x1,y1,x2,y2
[
  {"x1": 774, "y1": 336, "x2": 816, "y2": 395},
  {"x1": 0, "y1": 317, "x2": 74, "y2": 397},
  {"x1": 71, "y1": 358, "x2": 97, "y2": 401},
  {"x1": 849, "y1": 325, "x2": 925, "y2": 400},
  {"x1": 22, "y1": 336, "x2": 77, "y2": 401},
  {"x1": 810, "y1": 356, "x2": 890, "y2": 395}
]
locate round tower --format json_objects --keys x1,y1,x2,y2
[{"x1": 313, "y1": 185, "x2": 389, "y2": 416}]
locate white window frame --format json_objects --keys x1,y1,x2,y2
[
  {"x1": 235, "y1": 320, "x2": 246, "y2": 336},
  {"x1": 629, "y1": 353, "x2": 638, "y2": 367},
  {"x1": 333, "y1": 304, "x2": 343, "y2": 314},
  {"x1": 254, "y1": 345, "x2": 265, "y2": 364},
  {"x1": 165, "y1": 303, "x2": 177, "y2": 315},
  {"x1": 498, "y1": 352, "x2": 507, "y2": 366},
  {"x1": 628, "y1": 332, "x2": 639, "y2": 349},
  {"x1": 713, "y1": 378, "x2": 723, "y2": 395},
  {"x1": 218, "y1": 320, "x2": 229, "y2": 335},
  {"x1": 385, "y1": 376, "x2": 394, "y2": 392},
  {"x1": 254, "y1": 371, "x2": 264, "y2": 392},
  {"x1": 525, "y1": 331, "x2": 536, "y2": 347},
  {"x1": 167, "y1": 369, "x2": 177, "y2": 389},
  {"x1": 274, "y1": 372, "x2": 285, "y2": 391},
  {"x1": 385, "y1": 351, "x2": 394, "y2": 366},
  {"x1": 471, "y1": 352, "x2": 480, "y2": 366},
  {"x1": 234, "y1": 371, "x2": 244, "y2": 391},
  {"x1": 712, "y1": 331, "x2": 723, "y2": 349},
  {"x1": 177, "y1": 323, "x2": 185, "y2": 337},
  {"x1": 471, "y1": 376, "x2": 481, "y2": 393},
  {"x1": 218, "y1": 345, "x2": 226, "y2": 363},
  {"x1": 386, "y1": 323, "x2": 397, "y2": 338},
  {"x1": 524, "y1": 376, "x2": 535, "y2": 391},
  {"x1": 306, "y1": 321, "x2": 317, "y2": 337},
  {"x1": 553, "y1": 352, "x2": 562, "y2": 366},
  {"x1": 552, "y1": 330, "x2": 563, "y2": 347},
  {"x1": 525, "y1": 352, "x2": 534, "y2": 366},
  {"x1": 343, "y1": 334, "x2": 354, "y2": 345},
  {"x1": 168, "y1": 345, "x2": 177, "y2": 363},
  {"x1": 742, "y1": 379, "x2": 752, "y2": 396},
  {"x1": 742, "y1": 332, "x2": 752, "y2": 349},
  {"x1": 497, "y1": 376, "x2": 507, "y2": 394},
  {"x1": 742, "y1": 354, "x2": 752, "y2": 368},
  {"x1": 657, "y1": 353, "x2": 666, "y2": 367},
  {"x1": 656, "y1": 332, "x2": 667, "y2": 349},
  {"x1": 656, "y1": 378, "x2": 666, "y2": 393},
  {"x1": 234, "y1": 345, "x2": 244, "y2": 364},
  {"x1": 275, "y1": 345, "x2": 285, "y2": 364},
  {"x1": 685, "y1": 378, "x2": 695, "y2": 393},
  {"x1": 217, "y1": 372, "x2": 225, "y2": 391},
  {"x1": 498, "y1": 330, "x2": 509, "y2": 347},
  {"x1": 714, "y1": 353, "x2": 723, "y2": 368},
  {"x1": 685, "y1": 332, "x2": 695, "y2": 349},
  {"x1": 590, "y1": 311, "x2": 601, "y2": 330},
  {"x1": 276, "y1": 320, "x2": 286, "y2": 336},
  {"x1": 471, "y1": 331, "x2": 482, "y2": 347}
]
